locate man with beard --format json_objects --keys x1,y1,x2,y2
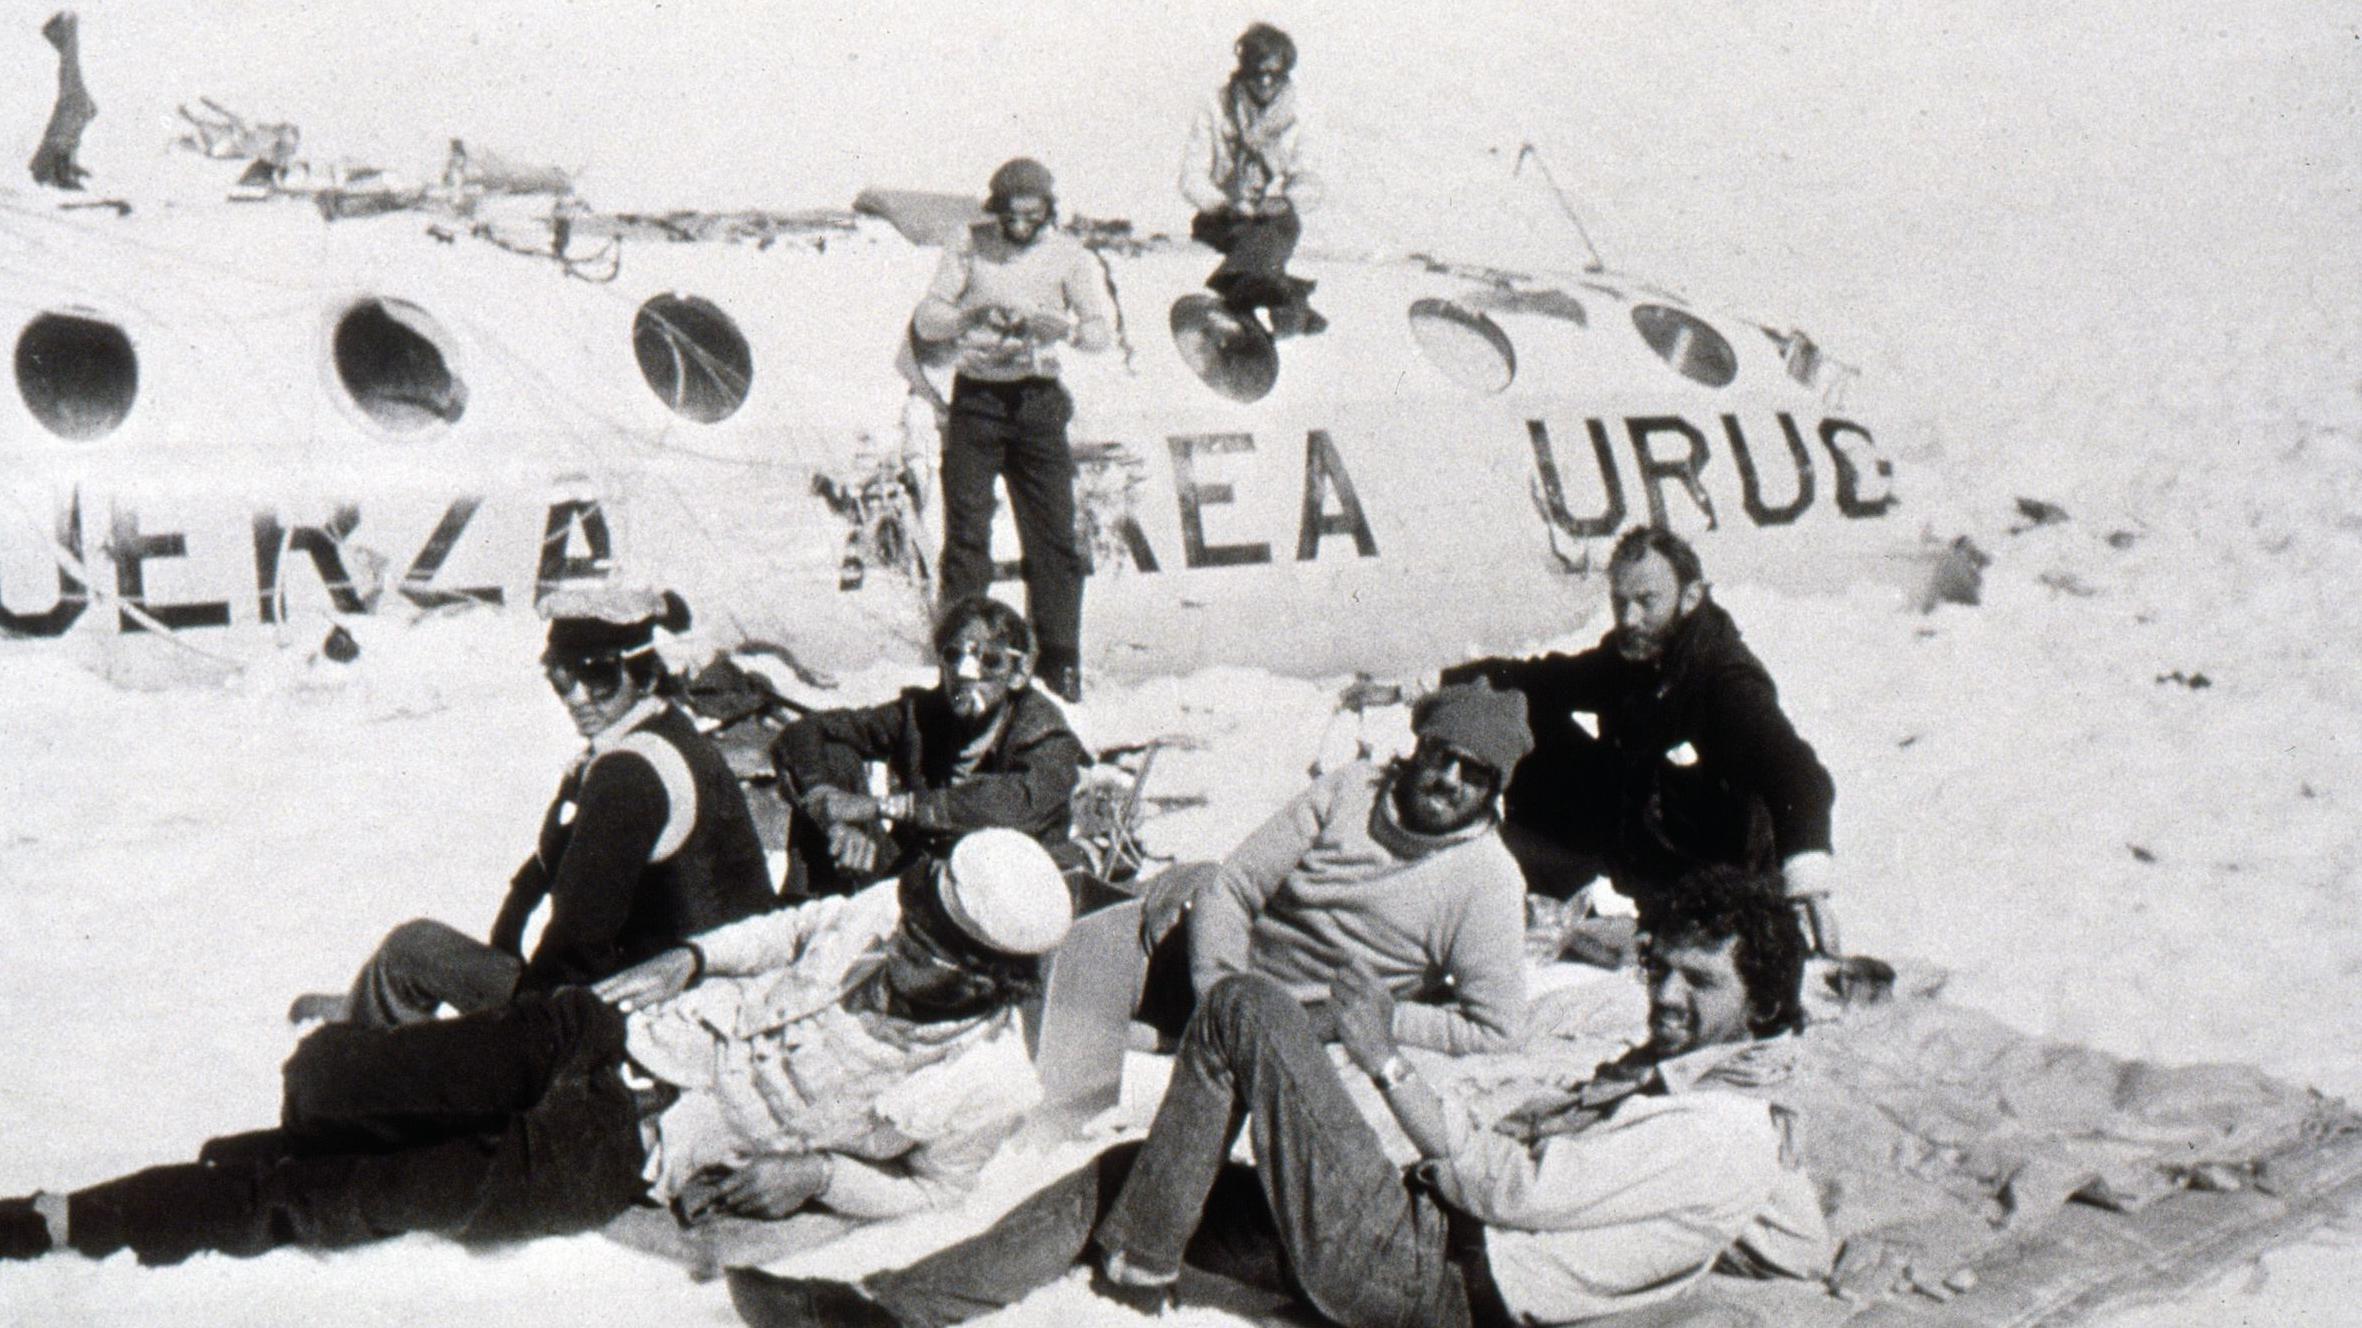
[
  {"x1": 1425, "y1": 525, "x2": 1842, "y2": 954},
  {"x1": 770, "y1": 596, "x2": 1087, "y2": 900},
  {"x1": 1132, "y1": 681, "x2": 1533, "y2": 1055},
  {"x1": 1180, "y1": 22, "x2": 1326, "y2": 338},
  {"x1": 912, "y1": 157, "x2": 1114, "y2": 703},
  {"x1": 289, "y1": 585, "x2": 776, "y2": 1028},
  {"x1": 724, "y1": 865, "x2": 1832, "y2": 1328}
]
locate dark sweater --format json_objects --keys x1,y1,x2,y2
[
  {"x1": 1443, "y1": 600, "x2": 1834, "y2": 877},
  {"x1": 769, "y1": 685, "x2": 1085, "y2": 856},
  {"x1": 491, "y1": 704, "x2": 776, "y2": 993}
]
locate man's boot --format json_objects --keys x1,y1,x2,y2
[
  {"x1": 1267, "y1": 277, "x2": 1326, "y2": 340},
  {"x1": 724, "y1": 1267, "x2": 901, "y2": 1328}
]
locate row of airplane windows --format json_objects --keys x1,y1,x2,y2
[{"x1": 10, "y1": 289, "x2": 1754, "y2": 444}]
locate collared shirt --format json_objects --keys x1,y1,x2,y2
[
  {"x1": 1422, "y1": 1038, "x2": 1834, "y2": 1324},
  {"x1": 623, "y1": 886, "x2": 1041, "y2": 1217}
]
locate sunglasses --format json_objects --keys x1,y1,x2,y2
[
  {"x1": 543, "y1": 654, "x2": 629, "y2": 699},
  {"x1": 938, "y1": 643, "x2": 1027, "y2": 677},
  {"x1": 1418, "y1": 743, "x2": 1501, "y2": 789}
]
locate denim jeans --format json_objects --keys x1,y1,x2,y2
[
  {"x1": 1096, "y1": 973, "x2": 1472, "y2": 1328},
  {"x1": 861, "y1": 1142, "x2": 1299, "y2": 1327},
  {"x1": 65, "y1": 988, "x2": 647, "y2": 1264},
  {"x1": 344, "y1": 917, "x2": 525, "y2": 1027}
]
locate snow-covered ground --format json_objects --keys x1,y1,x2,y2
[{"x1": 4, "y1": 2, "x2": 2359, "y2": 1325}]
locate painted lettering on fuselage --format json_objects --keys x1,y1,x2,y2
[{"x1": 0, "y1": 496, "x2": 611, "y2": 639}]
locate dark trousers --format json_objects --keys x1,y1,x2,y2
[
  {"x1": 1192, "y1": 207, "x2": 1303, "y2": 311},
  {"x1": 65, "y1": 988, "x2": 647, "y2": 1265},
  {"x1": 345, "y1": 917, "x2": 524, "y2": 1027},
  {"x1": 1506, "y1": 732, "x2": 1777, "y2": 925},
  {"x1": 938, "y1": 375, "x2": 1083, "y2": 663}
]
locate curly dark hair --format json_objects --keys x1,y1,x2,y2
[
  {"x1": 1234, "y1": 22, "x2": 1297, "y2": 72},
  {"x1": 932, "y1": 595, "x2": 1035, "y2": 666},
  {"x1": 1645, "y1": 864, "x2": 1807, "y2": 1036},
  {"x1": 1609, "y1": 524, "x2": 1705, "y2": 589}
]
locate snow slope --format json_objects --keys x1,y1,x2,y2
[{"x1": 3, "y1": 2, "x2": 2358, "y2": 1324}]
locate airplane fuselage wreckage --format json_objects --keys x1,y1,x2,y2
[{"x1": 2, "y1": 100, "x2": 1907, "y2": 687}]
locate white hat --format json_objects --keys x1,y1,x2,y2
[{"x1": 940, "y1": 829, "x2": 1072, "y2": 958}]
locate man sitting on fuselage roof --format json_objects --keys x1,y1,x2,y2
[
  {"x1": 726, "y1": 863, "x2": 1834, "y2": 1328},
  {"x1": 1363, "y1": 524, "x2": 1843, "y2": 958},
  {"x1": 770, "y1": 595, "x2": 1088, "y2": 900},
  {"x1": 1133, "y1": 681, "x2": 1534, "y2": 1056}
]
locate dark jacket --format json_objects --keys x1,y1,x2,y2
[
  {"x1": 1443, "y1": 599, "x2": 1834, "y2": 884},
  {"x1": 490, "y1": 704, "x2": 776, "y2": 993},
  {"x1": 769, "y1": 685, "x2": 1085, "y2": 857}
]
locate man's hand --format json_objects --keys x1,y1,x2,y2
[
  {"x1": 826, "y1": 822, "x2": 885, "y2": 876},
  {"x1": 1781, "y1": 852, "x2": 1843, "y2": 957},
  {"x1": 805, "y1": 786, "x2": 880, "y2": 828},
  {"x1": 1019, "y1": 309, "x2": 1074, "y2": 345},
  {"x1": 594, "y1": 946, "x2": 700, "y2": 1014},
  {"x1": 677, "y1": 1152, "x2": 831, "y2": 1224},
  {"x1": 1330, "y1": 959, "x2": 1399, "y2": 1075}
]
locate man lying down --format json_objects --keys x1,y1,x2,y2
[
  {"x1": 730, "y1": 865, "x2": 1837, "y2": 1328},
  {"x1": 720, "y1": 855, "x2": 2357, "y2": 1327},
  {"x1": 0, "y1": 830, "x2": 1070, "y2": 1266}
]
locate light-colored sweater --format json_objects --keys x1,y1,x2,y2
[
  {"x1": 1188, "y1": 760, "x2": 1527, "y2": 1054},
  {"x1": 912, "y1": 220, "x2": 1114, "y2": 382},
  {"x1": 1179, "y1": 81, "x2": 1324, "y2": 214}
]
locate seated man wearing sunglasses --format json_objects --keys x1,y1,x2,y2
[
  {"x1": 2, "y1": 831, "x2": 1071, "y2": 1266},
  {"x1": 770, "y1": 596, "x2": 1087, "y2": 899},
  {"x1": 1133, "y1": 682, "x2": 1534, "y2": 1056},
  {"x1": 288, "y1": 586, "x2": 777, "y2": 1028}
]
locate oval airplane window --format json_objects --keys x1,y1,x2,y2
[
  {"x1": 1631, "y1": 304, "x2": 1737, "y2": 388},
  {"x1": 634, "y1": 293, "x2": 754, "y2": 423},
  {"x1": 332, "y1": 298, "x2": 468, "y2": 432},
  {"x1": 1170, "y1": 294, "x2": 1278, "y2": 403},
  {"x1": 15, "y1": 311, "x2": 137, "y2": 441},
  {"x1": 1408, "y1": 298, "x2": 1515, "y2": 394}
]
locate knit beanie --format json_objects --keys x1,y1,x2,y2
[
  {"x1": 986, "y1": 157, "x2": 1056, "y2": 210},
  {"x1": 1411, "y1": 682, "x2": 1534, "y2": 779}
]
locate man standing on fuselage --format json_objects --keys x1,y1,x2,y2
[{"x1": 912, "y1": 158, "x2": 1115, "y2": 704}]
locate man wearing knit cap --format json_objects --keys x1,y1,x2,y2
[
  {"x1": 286, "y1": 584, "x2": 776, "y2": 1028},
  {"x1": 912, "y1": 156, "x2": 1116, "y2": 704},
  {"x1": 2, "y1": 831, "x2": 1071, "y2": 1265},
  {"x1": 1181, "y1": 22, "x2": 1326, "y2": 337},
  {"x1": 1133, "y1": 681, "x2": 1533, "y2": 1055}
]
